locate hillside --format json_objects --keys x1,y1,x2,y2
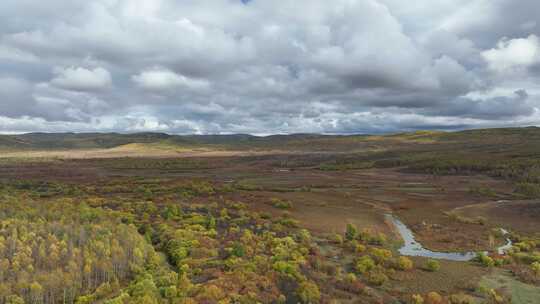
[{"x1": 1, "y1": 127, "x2": 539, "y2": 154}]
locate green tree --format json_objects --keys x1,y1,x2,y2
[
  {"x1": 477, "y1": 253, "x2": 495, "y2": 267},
  {"x1": 370, "y1": 248, "x2": 392, "y2": 264},
  {"x1": 232, "y1": 242, "x2": 246, "y2": 257},
  {"x1": 425, "y1": 259, "x2": 440, "y2": 272},
  {"x1": 398, "y1": 256, "x2": 414, "y2": 270},
  {"x1": 356, "y1": 256, "x2": 375, "y2": 274},
  {"x1": 531, "y1": 261, "x2": 540, "y2": 276},
  {"x1": 6, "y1": 296, "x2": 25, "y2": 304},
  {"x1": 345, "y1": 223, "x2": 358, "y2": 241},
  {"x1": 367, "y1": 268, "x2": 388, "y2": 286},
  {"x1": 297, "y1": 281, "x2": 321, "y2": 304}
]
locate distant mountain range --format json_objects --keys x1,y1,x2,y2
[
  {"x1": 0, "y1": 127, "x2": 539, "y2": 151},
  {"x1": 0, "y1": 132, "x2": 351, "y2": 150}
]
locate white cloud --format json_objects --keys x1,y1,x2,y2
[
  {"x1": 482, "y1": 35, "x2": 540, "y2": 72},
  {"x1": 132, "y1": 68, "x2": 210, "y2": 91},
  {"x1": 0, "y1": 45, "x2": 38, "y2": 62},
  {"x1": 51, "y1": 66, "x2": 112, "y2": 91}
]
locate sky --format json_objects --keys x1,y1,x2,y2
[{"x1": 1, "y1": 0, "x2": 540, "y2": 135}]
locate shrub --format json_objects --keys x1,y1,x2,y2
[
  {"x1": 515, "y1": 182, "x2": 540, "y2": 198},
  {"x1": 398, "y1": 256, "x2": 414, "y2": 271},
  {"x1": 297, "y1": 281, "x2": 321, "y2": 304},
  {"x1": 356, "y1": 255, "x2": 375, "y2": 274},
  {"x1": 367, "y1": 268, "x2": 388, "y2": 286},
  {"x1": 355, "y1": 244, "x2": 366, "y2": 254},
  {"x1": 196, "y1": 285, "x2": 225, "y2": 302},
  {"x1": 345, "y1": 273, "x2": 357, "y2": 283},
  {"x1": 425, "y1": 292, "x2": 443, "y2": 304},
  {"x1": 276, "y1": 217, "x2": 299, "y2": 228},
  {"x1": 332, "y1": 234, "x2": 344, "y2": 245},
  {"x1": 476, "y1": 216, "x2": 487, "y2": 226},
  {"x1": 271, "y1": 198, "x2": 293, "y2": 209},
  {"x1": 476, "y1": 252, "x2": 495, "y2": 267},
  {"x1": 346, "y1": 223, "x2": 358, "y2": 241},
  {"x1": 6, "y1": 296, "x2": 25, "y2": 304},
  {"x1": 487, "y1": 289, "x2": 506, "y2": 304},
  {"x1": 512, "y1": 251, "x2": 540, "y2": 265},
  {"x1": 340, "y1": 273, "x2": 366, "y2": 294},
  {"x1": 514, "y1": 241, "x2": 533, "y2": 252},
  {"x1": 273, "y1": 261, "x2": 298, "y2": 277},
  {"x1": 468, "y1": 185, "x2": 497, "y2": 197},
  {"x1": 448, "y1": 293, "x2": 474, "y2": 304},
  {"x1": 532, "y1": 261, "x2": 540, "y2": 276},
  {"x1": 425, "y1": 259, "x2": 440, "y2": 272},
  {"x1": 446, "y1": 212, "x2": 487, "y2": 225},
  {"x1": 369, "y1": 232, "x2": 388, "y2": 245},
  {"x1": 322, "y1": 263, "x2": 338, "y2": 276},
  {"x1": 231, "y1": 242, "x2": 246, "y2": 257},
  {"x1": 493, "y1": 258, "x2": 504, "y2": 267},
  {"x1": 160, "y1": 286, "x2": 177, "y2": 299},
  {"x1": 370, "y1": 248, "x2": 393, "y2": 264},
  {"x1": 297, "y1": 229, "x2": 312, "y2": 245},
  {"x1": 411, "y1": 294, "x2": 424, "y2": 304}
]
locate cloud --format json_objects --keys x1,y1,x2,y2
[
  {"x1": 425, "y1": 90, "x2": 534, "y2": 120},
  {"x1": 482, "y1": 35, "x2": 540, "y2": 72},
  {"x1": 420, "y1": 29, "x2": 480, "y2": 66},
  {"x1": 0, "y1": 0, "x2": 539, "y2": 134},
  {"x1": 0, "y1": 76, "x2": 35, "y2": 118},
  {"x1": 50, "y1": 66, "x2": 112, "y2": 92},
  {"x1": 0, "y1": 45, "x2": 38, "y2": 62},
  {"x1": 132, "y1": 68, "x2": 210, "y2": 92}
]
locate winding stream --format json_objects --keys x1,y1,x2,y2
[
  {"x1": 497, "y1": 228, "x2": 513, "y2": 255},
  {"x1": 386, "y1": 214, "x2": 512, "y2": 261}
]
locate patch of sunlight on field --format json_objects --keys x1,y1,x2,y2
[
  {"x1": 480, "y1": 269, "x2": 540, "y2": 304},
  {"x1": 0, "y1": 143, "x2": 219, "y2": 159},
  {"x1": 109, "y1": 142, "x2": 198, "y2": 153}
]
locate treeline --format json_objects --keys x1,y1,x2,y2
[
  {"x1": 416, "y1": 157, "x2": 540, "y2": 198},
  {"x1": 370, "y1": 153, "x2": 540, "y2": 198},
  {"x1": 310, "y1": 142, "x2": 540, "y2": 198}
]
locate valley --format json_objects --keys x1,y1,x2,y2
[{"x1": 0, "y1": 128, "x2": 539, "y2": 303}]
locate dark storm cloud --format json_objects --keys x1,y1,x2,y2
[
  {"x1": 423, "y1": 90, "x2": 535, "y2": 120},
  {"x1": 0, "y1": 0, "x2": 539, "y2": 134}
]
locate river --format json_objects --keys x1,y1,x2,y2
[{"x1": 386, "y1": 214, "x2": 512, "y2": 261}]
